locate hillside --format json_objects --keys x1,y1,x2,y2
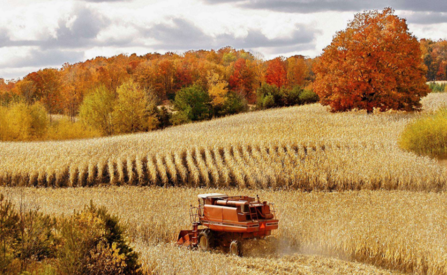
[
  {"x1": 0, "y1": 186, "x2": 441, "y2": 274},
  {"x1": 1, "y1": 94, "x2": 446, "y2": 191},
  {"x1": 2, "y1": 94, "x2": 447, "y2": 273}
]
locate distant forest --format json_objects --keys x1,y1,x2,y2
[{"x1": 0, "y1": 39, "x2": 446, "y2": 118}]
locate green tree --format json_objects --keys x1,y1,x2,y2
[
  {"x1": 171, "y1": 85, "x2": 212, "y2": 124},
  {"x1": 217, "y1": 91, "x2": 247, "y2": 116},
  {"x1": 113, "y1": 80, "x2": 159, "y2": 134},
  {"x1": 256, "y1": 83, "x2": 283, "y2": 109},
  {"x1": 79, "y1": 86, "x2": 115, "y2": 136}
]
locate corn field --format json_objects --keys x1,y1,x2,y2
[
  {"x1": 2, "y1": 186, "x2": 443, "y2": 274},
  {"x1": 1, "y1": 98, "x2": 446, "y2": 191}
]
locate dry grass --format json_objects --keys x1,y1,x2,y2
[
  {"x1": 422, "y1": 93, "x2": 447, "y2": 112},
  {"x1": 1, "y1": 187, "x2": 421, "y2": 274},
  {"x1": 2, "y1": 94, "x2": 447, "y2": 273},
  {"x1": 1, "y1": 97, "x2": 446, "y2": 191}
]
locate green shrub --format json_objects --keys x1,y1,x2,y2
[
  {"x1": 218, "y1": 91, "x2": 248, "y2": 116},
  {"x1": 256, "y1": 84, "x2": 283, "y2": 109},
  {"x1": 285, "y1": 86, "x2": 304, "y2": 106},
  {"x1": 0, "y1": 194, "x2": 58, "y2": 274},
  {"x1": 172, "y1": 85, "x2": 212, "y2": 122},
  {"x1": 299, "y1": 89, "x2": 319, "y2": 104},
  {"x1": 428, "y1": 83, "x2": 447, "y2": 93},
  {"x1": 256, "y1": 84, "x2": 310, "y2": 109},
  {"x1": 399, "y1": 108, "x2": 447, "y2": 159},
  {"x1": 262, "y1": 94, "x2": 275, "y2": 109}
]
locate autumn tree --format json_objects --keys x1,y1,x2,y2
[
  {"x1": 314, "y1": 8, "x2": 429, "y2": 113},
  {"x1": 265, "y1": 57, "x2": 287, "y2": 88},
  {"x1": 207, "y1": 72, "x2": 229, "y2": 107},
  {"x1": 286, "y1": 56, "x2": 307, "y2": 87},
  {"x1": 113, "y1": 80, "x2": 159, "y2": 134},
  {"x1": 228, "y1": 58, "x2": 255, "y2": 100},
  {"x1": 79, "y1": 86, "x2": 115, "y2": 136}
]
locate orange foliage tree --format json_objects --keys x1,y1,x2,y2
[
  {"x1": 421, "y1": 39, "x2": 447, "y2": 81},
  {"x1": 314, "y1": 8, "x2": 429, "y2": 113},
  {"x1": 286, "y1": 55, "x2": 307, "y2": 87},
  {"x1": 228, "y1": 58, "x2": 255, "y2": 100},
  {"x1": 265, "y1": 57, "x2": 287, "y2": 88}
]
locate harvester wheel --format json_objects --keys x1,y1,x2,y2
[
  {"x1": 229, "y1": 240, "x2": 242, "y2": 257},
  {"x1": 198, "y1": 230, "x2": 214, "y2": 252}
]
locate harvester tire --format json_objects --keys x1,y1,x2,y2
[
  {"x1": 198, "y1": 230, "x2": 214, "y2": 252},
  {"x1": 229, "y1": 240, "x2": 242, "y2": 257}
]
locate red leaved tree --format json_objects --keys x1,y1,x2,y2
[
  {"x1": 228, "y1": 58, "x2": 254, "y2": 99},
  {"x1": 265, "y1": 57, "x2": 287, "y2": 88},
  {"x1": 313, "y1": 8, "x2": 429, "y2": 113}
]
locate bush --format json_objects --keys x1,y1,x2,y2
[
  {"x1": 256, "y1": 84, "x2": 314, "y2": 109},
  {"x1": 428, "y1": 83, "x2": 447, "y2": 93},
  {"x1": 46, "y1": 118, "x2": 101, "y2": 141},
  {"x1": 0, "y1": 194, "x2": 58, "y2": 274},
  {"x1": 0, "y1": 195, "x2": 140, "y2": 275},
  {"x1": 399, "y1": 108, "x2": 447, "y2": 159},
  {"x1": 299, "y1": 89, "x2": 319, "y2": 104},
  {"x1": 256, "y1": 84, "x2": 283, "y2": 109},
  {"x1": 172, "y1": 85, "x2": 212, "y2": 123},
  {"x1": 217, "y1": 91, "x2": 247, "y2": 116},
  {"x1": 285, "y1": 86, "x2": 304, "y2": 106},
  {"x1": 57, "y1": 202, "x2": 140, "y2": 275},
  {"x1": 262, "y1": 94, "x2": 276, "y2": 109},
  {"x1": 0, "y1": 194, "x2": 20, "y2": 273},
  {"x1": 156, "y1": 106, "x2": 172, "y2": 128}
]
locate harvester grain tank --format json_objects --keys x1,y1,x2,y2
[{"x1": 177, "y1": 193, "x2": 279, "y2": 256}]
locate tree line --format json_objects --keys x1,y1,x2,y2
[
  {"x1": 0, "y1": 8, "x2": 445, "y2": 140},
  {"x1": 0, "y1": 48, "x2": 315, "y2": 117},
  {"x1": 0, "y1": 48, "x2": 320, "y2": 140}
]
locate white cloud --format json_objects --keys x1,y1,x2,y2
[{"x1": 0, "y1": 0, "x2": 446, "y2": 80}]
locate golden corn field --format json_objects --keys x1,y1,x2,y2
[
  {"x1": 1, "y1": 93, "x2": 447, "y2": 191},
  {"x1": 2, "y1": 93, "x2": 447, "y2": 274},
  {"x1": 2, "y1": 186, "x2": 444, "y2": 274}
]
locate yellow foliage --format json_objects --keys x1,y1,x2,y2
[
  {"x1": 0, "y1": 102, "x2": 49, "y2": 141},
  {"x1": 46, "y1": 118, "x2": 101, "y2": 141},
  {"x1": 207, "y1": 72, "x2": 229, "y2": 107},
  {"x1": 399, "y1": 108, "x2": 447, "y2": 158},
  {"x1": 113, "y1": 80, "x2": 158, "y2": 134}
]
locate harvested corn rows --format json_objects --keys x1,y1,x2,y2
[
  {"x1": 2, "y1": 187, "x2": 442, "y2": 274},
  {"x1": 0, "y1": 101, "x2": 446, "y2": 191}
]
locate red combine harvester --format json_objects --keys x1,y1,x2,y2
[{"x1": 177, "y1": 193, "x2": 279, "y2": 256}]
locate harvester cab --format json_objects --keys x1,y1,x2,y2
[{"x1": 176, "y1": 193, "x2": 279, "y2": 256}]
